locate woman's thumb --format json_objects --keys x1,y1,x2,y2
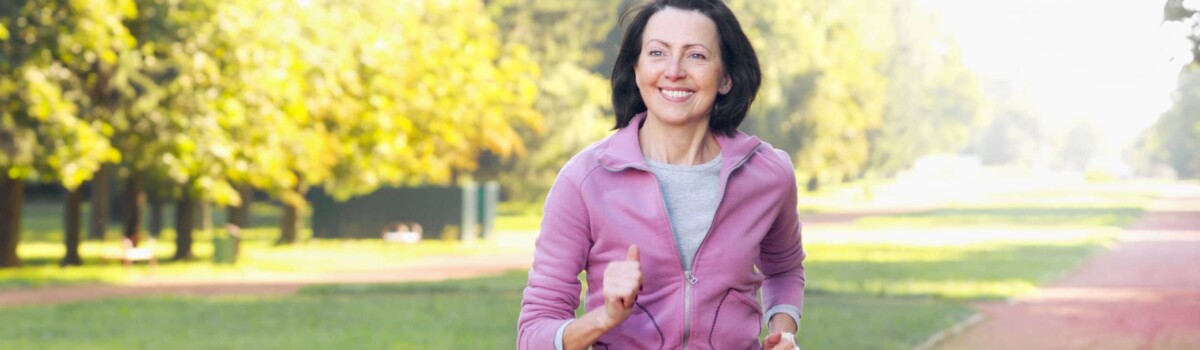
[
  {"x1": 627, "y1": 244, "x2": 640, "y2": 262},
  {"x1": 764, "y1": 332, "x2": 782, "y2": 347}
]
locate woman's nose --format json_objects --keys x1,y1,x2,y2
[{"x1": 664, "y1": 58, "x2": 686, "y2": 80}]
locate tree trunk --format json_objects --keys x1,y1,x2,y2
[
  {"x1": 277, "y1": 182, "x2": 306, "y2": 245},
  {"x1": 173, "y1": 188, "x2": 195, "y2": 261},
  {"x1": 148, "y1": 193, "x2": 163, "y2": 237},
  {"x1": 121, "y1": 172, "x2": 144, "y2": 245},
  {"x1": 61, "y1": 186, "x2": 84, "y2": 266},
  {"x1": 226, "y1": 183, "x2": 252, "y2": 228},
  {"x1": 87, "y1": 165, "x2": 112, "y2": 240},
  {"x1": 199, "y1": 201, "x2": 212, "y2": 235},
  {"x1": 806, "y1": 176, "x2": 820, "y2": 193},
  {"x1": 0, "y1": 174, "x2": 24, "y2": 268},
  {"x1": 279, "y1": 200, "x2": 301, "y2": 245}
]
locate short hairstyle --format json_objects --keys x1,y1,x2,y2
[{"x1": 611, "y1": 0, "x2": 762, "y2": 136}]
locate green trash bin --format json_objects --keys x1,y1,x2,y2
[
  {"x1": 213, "y1": 224, "x2": 242, "y2": 264},
  {"x1": 213, "y1": 236, "x2": 236, "y2": 264}
]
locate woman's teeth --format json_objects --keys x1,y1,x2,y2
[{"x1": 662, "y1": 89, "x2": 693, "y2": 99}]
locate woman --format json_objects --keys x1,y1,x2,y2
[{"x1": 518, "y1": 1, "x2": 805, "y2": 349}]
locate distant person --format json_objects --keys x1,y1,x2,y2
[{"x1": 517, "y1": 1, "x2": 805, "y2": 349}]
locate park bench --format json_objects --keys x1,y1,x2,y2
[
  {"x1": 382, "y1": 222, "x2": 423, "y2": 244},
  {"x1": 104, "y1": 236, "x2": 158, "y2": 267}
]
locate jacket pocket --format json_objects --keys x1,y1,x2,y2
[
  {"x1": 708, "y1": 288, "x2": 763, "y2": 350},
  {"x1": 594, "y1": 302, "x2": 664, "y2": 350}
]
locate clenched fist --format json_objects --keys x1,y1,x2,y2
[{"x1": 600, "y1": 245, "x2": 643, "y2": 330}]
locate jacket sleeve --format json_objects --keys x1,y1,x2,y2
[
  {"x1": 517, "y1": 171, "x2": 592, "y2": 349},
  {"x1": 758, "y1": 149, "x2": 806, "y2": 319}
]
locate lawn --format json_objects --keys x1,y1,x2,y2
[
  {"x1": 0, "y1": 270, "x2": 973, "y2": 350},
  {"x1": 0, "y1": 182, "x2": 1153, "y2": 349},
  {"x1": 2, "y1": 200, "x2": 534, "y2": 290}
]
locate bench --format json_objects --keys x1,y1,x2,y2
[
  {"x1": 382, "y1": 222, "x2": 423, "y2": 244},
  {"x1": 105, "y1": 237, "x2": 158, "y2": 267}
]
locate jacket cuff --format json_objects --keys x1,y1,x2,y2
[
  {"x1": 554, "y1": 319, "x2": 575, "y2": 350},
  {"x1": 764, "y1": 304, "x2": 802, "y2": 331}
]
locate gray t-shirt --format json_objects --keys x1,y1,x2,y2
[{"x1": 646, "y1": 154, "x2": 722, "y2": 271}]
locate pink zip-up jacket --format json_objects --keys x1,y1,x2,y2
[{"x1": 517, "y1": 114, "x2": 806, "y2": 349}]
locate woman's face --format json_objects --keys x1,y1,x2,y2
[{"x1": 635, "y1": 7, "x2": 731, "y2": 128}]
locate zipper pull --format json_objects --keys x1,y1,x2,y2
[{"x1": 685, "y1": 271, "x2": 698, "y2": 284}]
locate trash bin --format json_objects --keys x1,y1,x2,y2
[
  {"x1": 213, "y1": 224, "x2": 241, "y2": 264},
  {"x1": 213, "y1": 236, "x2": 237, "y2": 264}
]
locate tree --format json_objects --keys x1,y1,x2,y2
[
  {"x1": 1, "y1": 0, "x2": 124, "y2": 267},
  {"x1": 865, "y1": 0, "x2": 984, "y2": 178},
  {"x1": 965, "y1": 78, "x2": 1045, "y2": 167},
  {"x1": 483, "y1": 0, "x2": 623, "y2": 200},
  {"x1": 1153, "y1": 67, "x2": 1200, "y2": 178},
  {"x1": 1165, "y1": 0, "x2": 1200, "y2": 68},
  {"x1": 1150, "y1": 0, "x2": 1200, "y2": 179},
  {"x1": 216, "y1": 0, "x2": 541, "y2": 243},
  {"x1": 732, "y1": 0, "x2": 892, "y2": 190}
]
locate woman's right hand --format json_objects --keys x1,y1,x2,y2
[{"x1": 600, "y1": 245, "x2": 643, "y2": 330}]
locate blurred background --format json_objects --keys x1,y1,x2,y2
[{"x1": 0, "y1": 0, "x2": 1197, "y2": 349}]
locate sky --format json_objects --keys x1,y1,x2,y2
[{"x1": 917, "y1": 0, "x2": 1192, "y2": 152}]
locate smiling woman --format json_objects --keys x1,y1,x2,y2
[{"x1": 517, "y1": 1, "x2": 803, "y2": 350}]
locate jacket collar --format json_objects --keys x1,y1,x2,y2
[{"x1": 599, "y1": 112, "x2": 762, "y2": 171}]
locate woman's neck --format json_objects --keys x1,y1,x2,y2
[{"x1": 638, "y1": 115, "x2": 721, "y2": 166}]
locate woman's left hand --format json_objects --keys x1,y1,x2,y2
[{"x1": 763, "y1": 331, "x2": 800, "y2": 350}]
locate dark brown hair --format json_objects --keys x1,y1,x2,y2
[{"x1": 611, "y1": 0, "x2": 761, "y2": 135}]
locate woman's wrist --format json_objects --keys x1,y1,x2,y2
[{"x1": 768, "y1": 313, "x2": 798, "y2": 334}]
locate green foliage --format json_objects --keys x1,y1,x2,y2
[
  {"x1": 0, "y1": 0, "x2": 125, "y2": 187},
  {"x1": 1165, "y1": 0, "x2": 1200, "y2": 67},
  {"x1": 734, "y1": 0, "x2": 887, "y2": 186},
  {"x1": 730, "y1": 0, "x2": 983, "y2": 189},
  {"x1": 964, "y1": 79, "x2": 1044, "y2": 166},
  {"x1": 867, "y1": 0, "x2": 984, "y2": 177},
  {"x1": 1149, "y1": 68, "x2": 1200, "y2": 178},
  {"x1": 482, "y1": 0, "x2": 623, "y2": 200},
  {"x1": 213, "y1": 0, "x2": 542, "y2": 205}
]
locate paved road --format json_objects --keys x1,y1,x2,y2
[{"x1": 935, "y1": 188, "x2": 1200, "y2": 350}]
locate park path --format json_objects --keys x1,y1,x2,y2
[
  {"x1": 933, "y1": 186, "x2": 1200, "y2": 350},
  {"x1": 0, "y1": 251, "x2": 535, "y2": 307}
]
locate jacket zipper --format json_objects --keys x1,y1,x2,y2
[
  {"x1": 646, "y1": 175, "x2": 696, "y2": 349},
  {"x1": 683, "y1": 144, "x2": 759, "y2": 348}
]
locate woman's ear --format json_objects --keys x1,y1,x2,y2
[{"x1": 719, "y1": 74, "x2": 732, "y2": 95}]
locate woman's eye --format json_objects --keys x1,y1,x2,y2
[
  {"x1": 689, "y1": 53, "x2": 706, "y2": 59},
  {"x1": 648, "y1": 50, "x2": 664, "y2": 57}
]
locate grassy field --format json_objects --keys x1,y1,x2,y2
[
  {"x1": 0, "y1": 182, "x2": 1154, "y2": 349},
  {"x1": 0, "y1": 271, "x2": 973, "y2": 350},
  {"x1": 2, "y1": 201, "x2": 532, "y2": 289}
]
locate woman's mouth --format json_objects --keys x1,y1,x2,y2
[{"x1": 660, "y1": 88, "x2": 694, "y2": 102}]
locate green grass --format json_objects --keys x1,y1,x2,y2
[
  {"x1": 0, "y1": 289, "x2": 524, "y2": 349},
  {"x1": 855, "y1": 206, "x2": 1143, "y2": 228},
  {"x1": 3, "y1": 200, "x2": 532, "y2": 290},
  {"x1": 806, "y1": 237, "x2": 1112, "y2": 300},
  {"x1": 0, "y1": 271, "x2": 969, "y2": 350}
]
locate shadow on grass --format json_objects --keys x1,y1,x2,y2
[
  {"x1": 856, "y1": 207, "x2": 1144, "y2": 228},
  {"x1": 300, "y1": 270, "x2": 530, "y2": 296},
  {"x1": 805, "y1": 242, "x2": 1109, "y2": 301}
]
